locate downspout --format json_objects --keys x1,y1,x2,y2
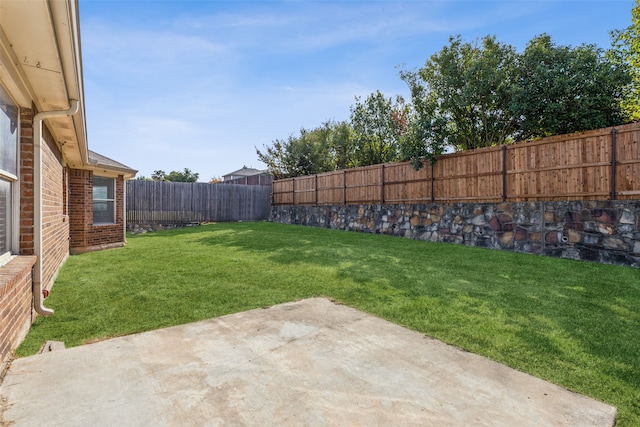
[
  {"x1": 33, "y1": 100, "x2": 79, "y2": 316},
  {"x1": 123, "y1": 176, "x2": 127, "y2": 244}
]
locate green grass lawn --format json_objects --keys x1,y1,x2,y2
[{"x1": 18, "y1": 222, "x2": 640, "y2": 425}]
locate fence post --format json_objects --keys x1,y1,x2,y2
[
  {"x1": 343, "y1": 170, "x2": 347, "y2": 205},
  {"x1": 430, "y1": 162, "x2": 435, "y2": 203},
  {"x1": 292, "y1": 177, "x2": 296, "y2": 206},
  {"x1": 611, "y1": 128, "x2": 617, "y2": 200},
  {"x1": 315, "y1": 174, "x2": 318, "y2": 205},
  {"x1": 502, "y1": 145, "x2": 507, "y2": 202},
  {"x1": 381, "y1": 164, "x2": 385, "y2": 204}
]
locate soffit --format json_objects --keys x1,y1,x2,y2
[{"x1": 0, "y1": 0, "x2": 87, "y2": 168}]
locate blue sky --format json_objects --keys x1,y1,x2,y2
[{"x1": 78, "y1": 0, "x2": 635, "y2": 181}]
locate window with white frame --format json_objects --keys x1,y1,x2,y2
[
  {"x1": 0, "y1": 83, "x2": 18, "y2": 262},
  {"x1": 92, "y1": 176, "x2": 115, "y2": 224}
]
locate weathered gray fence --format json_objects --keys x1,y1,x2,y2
[{"x1": 126, "y1": 180, "x2": 271, "y2": 229}]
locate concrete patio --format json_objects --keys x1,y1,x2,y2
[{"x1": 0, "y1": 298, "x2": 616, "y2": 426}]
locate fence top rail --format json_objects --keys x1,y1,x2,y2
[
  {"x1": 273, "y1": 177, "x2": 295, "y2": 184},
  {"x1": 345, "y1": 164, "x2": 384, "y2": 172},
  {"x1": 509, "y1": 121, "x2": 640, "y2": 147}
]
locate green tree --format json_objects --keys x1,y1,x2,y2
[
  {"x1": 322, "y1": 120, "x2": 357, "y2": 171},
  {"x1": 164, "y1": 168, "x2": 199, "y2": 182},
  {"x1": 404, "y1": 34, "x2": 630, "y2": 156},
  {"x1": 259, "y1": 31, "x2": 633, "y2": 177},
  {"x1": 149, "y1": 168, "x2": 199, "y2": 182},
  {"x1": 256, "y1": 139, "x2": 289, "y2": 179},
  {"x1": 349, "y1": 90, "x2": 407, "y2": 166},
  {"x1": 283, "y1": 127, "x2": 333, "y2": 177},
  {"x1": 151, "y1": 170, "x2": 166, "y2": 181},
  {"x1": 399, "y1": 69, "x2": 447, "y2": 169},
  {"x1": 611, "y1": 0, "x2": 640, "y2": 122},
  {"x1": 256, "y1": 120, "x2": 355, "y2": 178},
  {"x1": 414, "y1": 35, "x2": 520, "y2": 151},
  {"x1": 514, "y1": 34, "x2": 629, "y2": 138}
]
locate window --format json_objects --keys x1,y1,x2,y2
[
  {"x1": 93, "y1": 176, "x2": 115, "y2": 224},
  {"x1": 0, "y1": 83, "x2": 18, "y2": 261}
]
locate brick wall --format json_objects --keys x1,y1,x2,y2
[
  {"x1": 1, "y1": 106, "x2": 73, "y2": 370},
  {"x1": 41, "y1": 123, "x2": 69, "y2": 289},
  {"x1": 1, "y1": 106, "x2": 129, "y2": 370},
  {"x1": 0, "y1": 107, "x2": 36, "y2": 372},
  {"x1": 68, "y1": 168, "x2": 90, "y2": 250},
  {"x1": 20, "y1": 110, "x2": 69, "y2": 288},
  {"x1": 69, "y1": 170, "x2": 127, "y2": 254},
  {"x1": 0, "y1": 256, "x2": 37, "y2": 372}
]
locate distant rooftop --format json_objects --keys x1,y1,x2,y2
[{"x1": 223, "y1": 166, "x2": 267, "y2": 178}]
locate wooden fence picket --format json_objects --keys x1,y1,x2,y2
[
  {"x1": 272, "y1": 122, "x2": 640, "y2": 205},
  {"x1": 126, "y1": 181, "x2": 272, "y2": 226}
]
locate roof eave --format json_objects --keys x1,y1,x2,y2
[
  {"x1": 0, "y1": 0, "x2": 88, "y2": 168},
  {"x1": 86, "y1": 163, "x2": 138, "y2": 180},
  {"x1": 49, "y1": 0, "x2": 89, "y2": 168}
]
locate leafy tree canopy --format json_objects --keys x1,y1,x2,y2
[
  {"x1": 147, "y1": 168, "x2": 200, "y2": 182},
  {"x1": 611, "y1": 0, "x2": 640, "y2": 122},
  {"x1": 258, "y1": 6, "x2": 637, "y2": 177},
  {"x1": 514, "y1": 34, "x2": 629, "y2": 139},
  {"x1": 256, "y1": 120, "x2": 354, "y2": 179},
  {"x1": 412, "y1": 35, "x2": 520, "y2": 151},
  {"x1": 349, "y1": 90, "x2": 408, "y2": 166}
]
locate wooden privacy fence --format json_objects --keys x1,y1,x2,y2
[
  {"x1": 127, "y1": 180, "x2": 272, "y2": 225},
  {"x1": 272, "y1": 122, "x2": 640, "y2": 205}
]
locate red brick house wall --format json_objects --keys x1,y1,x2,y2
[
  {"x1": 1, "y1": 106, "x2": 130, "y2": 370},
  {"x1": 41, "y1": 118, "x2": 69, "y2": 289},
  {"x1": 0, "y1": 256, "x2": 36, "y2": 366},
  {"x1": 18, "y1": 107, "x2": 69, "y2": 289},
  {"x1": 69, "y1": 169, "x2": 127, "y2": 254},
  {"x1": 1, "y1": 106, "x2": 71, "y2": 368},
  {"x1": 0, "y1": 107, "x2": 38, "y2": 367},
  {"x1": 68, "y1": 169, "x2": 90, "y2": 251}
]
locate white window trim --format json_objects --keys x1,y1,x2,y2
[
  {"x1": 0, "y1": 87, "x2": 19, "y2": 258},
  {"x1": 93, "y1": 176, "x2": 116, "y2": 225},
  {"x1": 10, "y1": 177, "x2": 19, "y2": 252},
  {"x1": 0, "y1": 170, "x2": 17, "y2": 181}
]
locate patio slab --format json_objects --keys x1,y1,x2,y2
[{"x1": 0, "y1": 298, "x2": 616, "y2": 426}]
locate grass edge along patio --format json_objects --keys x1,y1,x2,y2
[{"x1": 17, "y1": 222, "x2": 640, "y2": 426}]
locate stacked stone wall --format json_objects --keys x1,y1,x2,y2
[{"x1": 271, "y1": 201, "x2": 640, "y2": 268}]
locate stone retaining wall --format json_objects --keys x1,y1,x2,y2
[{"x1": 271, "y1": 201, "x2": 640, "y2": 268}]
